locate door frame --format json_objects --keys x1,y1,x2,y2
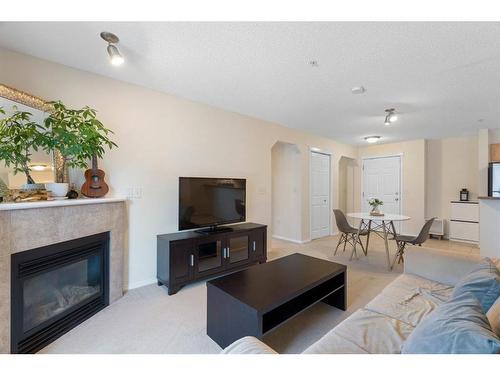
[
  {"x1": 309, "y1": 147, "x2": 333, "y2": 241},
  {"x1": 360, "y1": 153, "x2": 403, "y2": 216}
]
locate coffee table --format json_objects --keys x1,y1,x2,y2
[{"x1": 206, "y1": 253, "x2": 347, "y2": 348}]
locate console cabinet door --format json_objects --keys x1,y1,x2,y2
[
  {"x1": 170, "y1": 241, "x2": 194, "y2": 285},
  {"x1": 194, "y1": 235, "x2": 225, "y2": 278},
  {"x1": 250, "y1": 227, "x2": 266, "y2": 262},
  {"x1": 226, "y1": 232, "x2": 250, "y2": 268}
]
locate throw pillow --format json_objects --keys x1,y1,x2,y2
[
  {"x1": 452, "y1": 258, "x2": 500, "y2": 312},
  {"x1": 402, "y1": 293, "x2": 500, "y2": 354}
]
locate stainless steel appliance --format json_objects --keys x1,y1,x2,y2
[{"x1": 488, "y1": 162, "x2": 500, "y2": 197}]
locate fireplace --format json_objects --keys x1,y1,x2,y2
[{"x1": 11, "y1": 232, "x2": 110, "y2": 354}]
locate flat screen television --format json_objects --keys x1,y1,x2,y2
[{"x1": 179, "y1": 177, "x2": 246, "y2": 232}]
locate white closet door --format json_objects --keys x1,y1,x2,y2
[{"x1": 311, "y1": 151, "x2": 331, "y2": 239}]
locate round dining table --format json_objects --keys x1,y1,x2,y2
[{"x1": 346, "y1": 212, "x2": 410, "y2": 270}]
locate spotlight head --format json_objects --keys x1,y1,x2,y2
[
  {"x1": 107, "y1": 44, "x2": 124, "y2": 66},
  {"x1": 101, "y1": 31, "x2": 124, "y2": 66}
]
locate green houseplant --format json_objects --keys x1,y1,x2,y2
[
  {"x1": 368, "y1": 198, "x2": 383, "y2": 214},
  {"x1": 0, "y1": 107, "x2": 50, "y2": 186},
  {"x1": 43, "y1": 101, "x2": 118, "y2": 182}
]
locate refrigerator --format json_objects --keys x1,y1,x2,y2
[{"x1": 488, "y1": 162, "x2": 500, "y2": 197}]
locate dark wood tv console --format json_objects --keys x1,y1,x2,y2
[{"x1": 157, "y1": 223, "x2": 267, "y2": 295}]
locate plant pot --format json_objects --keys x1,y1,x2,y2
[{"x1": 45, "y1": 182, "x2": 69, "y2": 198}]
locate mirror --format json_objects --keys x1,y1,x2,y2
[{"x1": 0, "y1": 84, "x2": 56, "y2": 189}]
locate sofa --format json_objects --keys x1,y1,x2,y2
[{"x1": 222, "y1": 247, "x2": 499, "y2": 354}]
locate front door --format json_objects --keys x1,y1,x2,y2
[
  {"x1": 311, "y1": 151, "x2": 331, "y2": 239},
  {"x1": 362, "y1": 155, "x2": 401, "y2": 229}
]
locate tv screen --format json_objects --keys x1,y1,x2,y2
[{"x1": 179, "y1": 177, "x2": 246, "y2": 230}]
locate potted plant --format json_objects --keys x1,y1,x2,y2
[
  {"x1": 0, "y1": 107, "x2": 50, "y2": 189},
  {"x1": 43, "y1": 101, "x2": 117, "y2": 195},
  {"x1": 368, "y1": 198, "x2": 384, "y2": 215}
]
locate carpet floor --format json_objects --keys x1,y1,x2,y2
[{"x1": 40, "y1": 235, "x2": 478, "y2": 354}]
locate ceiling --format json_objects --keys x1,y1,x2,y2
[{"x1": 1, "y1": 22, "x2": 500, "y2": 145}]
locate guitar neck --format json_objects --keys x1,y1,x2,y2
[{"x1": 91, "y1": 155, "x2": 98, "y2": 173}]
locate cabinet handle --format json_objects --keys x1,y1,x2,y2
[
  {"x1": 227, "y1": 247, "x2": 230, "y2": 258},
  {"x1": 252, "y1": 241, "x2": 256, "y2": 251},
  {"x1": 190, "y1": 254, "x2": 194, "y2": 267},
  {"x1": 223, "y1": 248, "x2": 226, "y2": 259}
]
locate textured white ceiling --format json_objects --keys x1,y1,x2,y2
[{"x1": 1, "y1": 22, "x2": 499, "y2": 145}]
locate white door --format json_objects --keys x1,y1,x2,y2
[
  {"x1": 362, "y1": 156, "x2": 401, "y2": 227},
  {"x1": 311, "y1": 151, "x2": 331, "y2": 239}
]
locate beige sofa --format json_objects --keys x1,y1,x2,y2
[{"x1": 222, "y1": 248, "x2": 484, "y2": 354}]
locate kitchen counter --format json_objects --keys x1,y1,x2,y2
[{"x1": 478, "y1": 196, "x2": 500, "y2": 200}]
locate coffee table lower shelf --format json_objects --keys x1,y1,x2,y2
[{"x1": 207, "y1": 268, "x2": 346, "y2": 349}]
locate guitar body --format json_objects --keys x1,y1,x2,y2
[{"x1": 81, "y1": 156, "x2": 109, "y2": 198}]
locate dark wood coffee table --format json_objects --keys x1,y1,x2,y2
[{"x1": 206, "y1": 253, "x2": 347, "y2": 348}]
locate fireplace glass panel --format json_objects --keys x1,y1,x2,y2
[{"x1": 23, "y1": 254, "x2": 101, "y2": 332}]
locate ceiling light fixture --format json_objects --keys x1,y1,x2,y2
[
  {"x1": 351, "y1": 86, "x2": 366, "y2": 94},
  {"x1": 384, "y1": 108, "x2": 397, "y2": 125},
  {"x1": 364, "y1": 136, "x2": 381, "y2": 144},
  {"x1": 100, "y1": 31, "x2": 124, "y2": 66},
  {"x1": 29, "y1": 163, "x2": 51, "y2": 171}
]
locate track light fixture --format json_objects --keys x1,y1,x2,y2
[
  {"x1": 100, "y1": 32, "x2": 124, "y2": 66},
  {"x1": 364, "y1": 136, "x2": 381, "y2": 143},
  {"x1": 384, "y1": 108, "x2": 397, "y2": 125}
]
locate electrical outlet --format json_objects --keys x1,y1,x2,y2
[
  {"x1": 134, "y1": 187, "x2": 143, "y2": 199},
  {"x1": 124, "y1": 186, "x2": 143, "y2": 199}
]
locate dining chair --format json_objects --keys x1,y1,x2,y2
[
  {"x1": 333, "y1": 209, "x2": 369, "y2": 256},
  {"x1": 391, "y1": 217, "x2": 436, "y2": 269}
]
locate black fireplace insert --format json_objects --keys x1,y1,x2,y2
[{"x1": 11, "y1": 232, "x2": 110, "y2": 353}]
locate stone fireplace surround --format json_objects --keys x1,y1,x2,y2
[{"x1": 0, "y1": 198, "x2": 127, "y2": 353}]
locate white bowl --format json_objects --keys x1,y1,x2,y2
[{"x1": 45, "y1": 183, "x2": 69, "y2": 197}]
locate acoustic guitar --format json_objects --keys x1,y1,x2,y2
[{"x1": 81, "y1": 155, "x2": 109, "y2": 198}]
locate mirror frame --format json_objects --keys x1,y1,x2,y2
[{"x1": 0, "y1": 84, "x2": 68, "y2": 183}]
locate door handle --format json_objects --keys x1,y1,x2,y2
[
  {"x1": 227, "y1": 247, "x2": 230, "y2": 258},
  {"x1": 190, "y1": 254, "x2": 194, "y2": 267},
  {"x1": 223, "y1": 248, "x2": 226, "y2": 259},
  {"x1": 252, "y1": 241, "x2": 256, "y2": 251}
]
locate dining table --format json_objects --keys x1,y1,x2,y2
[{"x1": 346, "y1": 212, "x2": 411, "y2": 270}]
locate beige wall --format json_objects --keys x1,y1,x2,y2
[
  {"x1": 0, "y1": 48, "x2": 356, "y2": 288},
  {"x1": 426, "y1": 135, "x2": 479, "y2": 236},
  {"x1": 354, "y1": 139, "x2": 426, "y2": 235},
  {"x1": 271, "y1": 142, "x2": 302, "y2": 242}
]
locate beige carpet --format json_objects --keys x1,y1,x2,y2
[{"x1": 40, "y1": 235, "x2": 478, "y2": 354}]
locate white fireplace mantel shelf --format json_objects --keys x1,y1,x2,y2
[{"x1": 0, "y1": 197, "x2": 126, "y2": 211}]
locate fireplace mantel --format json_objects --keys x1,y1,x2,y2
[
  {"x1": 0, "y1": 198, "x2": 127, "y2": 353},
  {"x1": 0, "y1": 197, "x2": 126, "y2": 211}
]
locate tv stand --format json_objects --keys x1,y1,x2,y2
[
  {"x1": 195, "y1": 225, "x2": 234, "y2": 235},
  {"x1": 157, "y1": 223, "x2": 267, "y2": 295}
]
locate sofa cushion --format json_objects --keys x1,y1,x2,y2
[
  {"x1": 452, "y1": 258, "x2": 500, "y2": 312},
  {"x1": 305, "y1": 308, "x2": 414, "y2": 354},
  {"x1": 402, "y1": 293, "x2": 500, "y2": 354},
  {"x1": 365, "y1": 274, "x2": 453, "y2": 328}
]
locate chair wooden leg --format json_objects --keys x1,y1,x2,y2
[
  {"x1": 343, "y1": 234, "x2": 348, "y2": 253},
  {"x1": 391, "y1": 241, "x2": 405, "y2": 270},
  {"x1": 334, "y1": 233, "x2": 344, "y2": 255}
]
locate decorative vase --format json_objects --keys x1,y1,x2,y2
[
  {"x1": 45, "y1": 182, "x2": 69, "y2": 198},
  {"x1": 370, "y1": 206, "x2": 380, "y2": 214}
]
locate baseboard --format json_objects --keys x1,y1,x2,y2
[
  {"x1": 126, "y1": 277, "x2": 157, "y2": 291},
  {"x1": 272, "y1": 235, "x2": 309, "y2": 244}
]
